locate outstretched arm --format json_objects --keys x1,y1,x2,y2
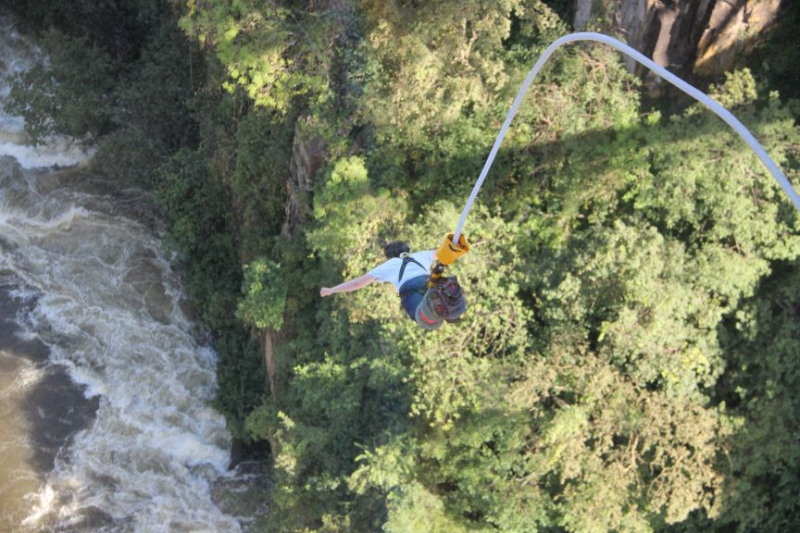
[{"x1": 320, "y1": 274, "x2": 376, "y2": 297}]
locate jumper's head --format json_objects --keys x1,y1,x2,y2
[{"x1": 383, "y1": 241, "x2": 410, "y2": 259}]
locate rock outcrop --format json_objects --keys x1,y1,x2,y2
[
  {"x1": 260, "y1": 118, "x2": 325, "y2": 456},
  {"x1": 695, "y1": 0, "x2": 783, "y2": 75},
  {"x1": 281, "y1": 117, "x2": 326, "y2": 239},
  {"x1": 574, "y1": 0, "x2": 785, "y2": 79}
]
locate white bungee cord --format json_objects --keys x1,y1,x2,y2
[{"x1": 451, "y1": 32, "x2": 800, "y2": 244}]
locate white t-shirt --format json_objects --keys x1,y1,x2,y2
[{"x1": 367, "y1": 250, "x2": 436, "y2": 292}]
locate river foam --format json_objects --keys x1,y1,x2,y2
[{"x1": 0, "y1": 158, "x2": 243, "y2": 531}]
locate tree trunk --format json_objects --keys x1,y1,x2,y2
[
  {"x1": 263, "y1": 328, "x2": 277, "y2": 399},
  {"x1": 263, "y1": 328, "x2": 280, "y2": 456}
]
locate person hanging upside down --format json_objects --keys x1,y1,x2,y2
[{"x1": 320, "y1": 235, "x2": 470, "y2": 330}]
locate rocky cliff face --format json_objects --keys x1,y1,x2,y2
[
  {"x1": 281, "y1": 117, "x2": 326, "y2": 239},
  {"x1": 694, "y1": 0, "x2": 783, "y2": 75},
  {"x1": 574, "y1": 0, "x2": 784, "y2": 79}
]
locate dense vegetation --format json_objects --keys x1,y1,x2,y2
[{"x1": 5, "y1": 1, "x2": 800, "y2": 531}]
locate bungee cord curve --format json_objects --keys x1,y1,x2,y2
[{"x1": 451, "y1": 32, "x2": 800, "y2": 244}]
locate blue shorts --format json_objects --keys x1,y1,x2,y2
[{"x1": 398, "y1": 275, "x2": 428, "y2": 320}]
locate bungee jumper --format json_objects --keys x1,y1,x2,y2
[{"x1": 320, "y1": 233, "x2": 469, "y2": 330}]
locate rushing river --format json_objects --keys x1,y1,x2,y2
[{"x1": 0, "y1": 16, "x2": 255, "y2": 532}]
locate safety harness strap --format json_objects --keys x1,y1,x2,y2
[{"x1": 398, "y1": 253, "x2": 426, "y2": 284}]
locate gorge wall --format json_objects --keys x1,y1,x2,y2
[{"x1": 574, "y1": 0, "x2": 785, "y2": 78}]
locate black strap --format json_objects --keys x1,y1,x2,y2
[{"x1": 398, "y1": 253, "x2": 426, "y2": 283}]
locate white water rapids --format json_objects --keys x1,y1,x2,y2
[{"x1": 0, "y1": 16, "x2": 251, "y2": 533}]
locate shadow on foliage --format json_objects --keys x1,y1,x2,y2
[
  {"x1": 697, "y1": 259, "x2": 800, "y2": 532},
  {"x1": 404, "y1": 103, "x2": 774, "y2": 223}
]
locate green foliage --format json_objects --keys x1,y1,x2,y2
[
  {"x1": 180, "y1": 0, "x2": 333, "y2": 113},
  {"x1": 6, "y1": 0, "x2": 200, "y2": 187},
  {"x1": 361, "y1": 7, "x2": 641, "y2": 216},
  {"x1": 384, "y1": 482, "x2": 470, "y2": 533},
  {"x1": 537, "y1": 219, "x2": 734, "y2": 398},
  {"x1": 237, "y1": 259, "x2": 287, "y2": 331},
  {"x1": 308, "y1": 155, "x2": 407, "y2": 285},
  {"x1": 4, "y1": 0, "x2": 167, "y2": 60},
  {"x1": 232, "y1": 111, "x2": 293, "y2": 260},
  {"x1": 707, "y1": 261, "x2": 800, "y2": 532},
  {"x1": 157, "y1": 148, "x2": 268, "y2": 439},
  {"x1": 214, "y1": 326, "x2": 267, "y2": 439},
  {"x1": 358, "y1": 0, "x2": 568, "y2": 145},
  {"x1": 157, "y1": 149, "x2": 240, "y2": 330},
  {"x1": 7, "y1": 29, "x2": 117, "y2": 142},
  {"x1": 93, "y1": 20, "x2": 201, "y2": 186},
  {"x1": 708, "y1": 69, "x2": 758, "y2": 109},
  {"x1": 515, "y1": 351, "x2": 727, "y2": 530}
]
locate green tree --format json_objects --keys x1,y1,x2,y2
[
  {"x1": 180, "y1": 0, "x2": 334, "y2": 113},
  {"x1": 155, "y1": 149, "x2": 239, "y2": 325},
  {"x1": 238, "y1": 259, "x2": 287, "y2": 331},
  {"x1": 358, "y1": 0, "x2": 566, "y2": 145},
  {"x1": 7, "y1": 29, "x2": 117, "y2": 142},
  {"x1": 698, "y1": 261, "x2": 800, "y2": 532},
  {"x1": 231, "y1": 112, "x2": 293, "y2": 261}
]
